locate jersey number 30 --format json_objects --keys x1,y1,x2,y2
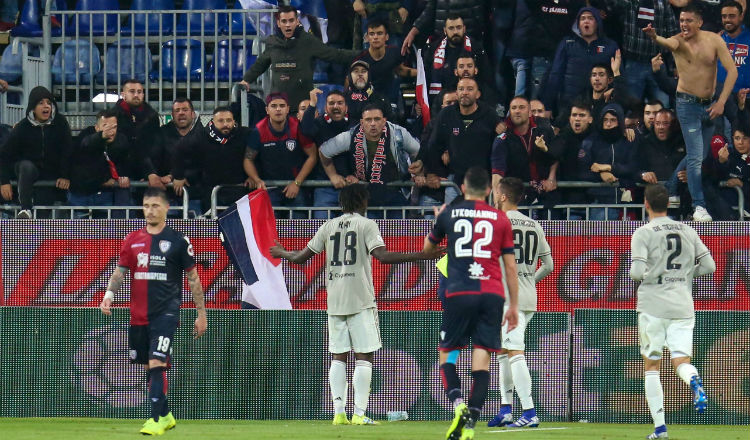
[
  {"x1": 513, "y1": 230, "x2": 538, "y2": 265},
  {"x1": 454, "y1": 219, "x2": 493, "y2": 258}
]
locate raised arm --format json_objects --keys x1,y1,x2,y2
[
  {"x1": 186, "y1": 267, "x2": 207, "y2": 338},
  {"x1": 642, "y1": 24, "x2": 680, "y2": 52}
]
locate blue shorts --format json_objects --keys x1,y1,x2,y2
[
  {"x1": 129, "y1": 314, "x2": 179, "y2": 365},
  {"x1": 439, "y1": 293, "x2": 504, "y2": 352}
]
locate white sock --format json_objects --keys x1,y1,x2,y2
[
  {"x1": 675, "y1": 363, "x2": 699, "y2": 386},
  {"x1": 510, "y1": 354, "x2": 534, "y2": 410},
  {"x1": 497, "y1": 354, "x2": 514, "y2": 405},
  {"x1": 353, "y1": 359, "x2": 373, "y2": 417},
  {"x1": 644, "y1": 371, "x2": 665, "y2": 428},
  {"x1": 329, "y1": 360, "x2": 347, "y2": 414}
]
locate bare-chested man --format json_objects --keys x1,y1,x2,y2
[{"x1": 642, "y1": 3, "x2": 737, "y2": 222}]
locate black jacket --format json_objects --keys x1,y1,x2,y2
[
  {"x1": 414, "y1": 0, "x2": 489, "y2": 39},
  {"x1": 345, "y1": 84, "x2": 394, "y2": 124},
  {"x1": 637, "y1": 132, "x2": 686, "y2": 182},
  {"x1": 549, "y1": 124, "x2": 592, "y2": 202},
  {"x1": 70, "y1": 127, "x2": 122, "y2": 194},
  {"x1": 0, "y1": 86, "x2": 72, "y2": 184},
  {"x1": 508, "y1": 0, "x2": 586, "y2": 58},
  {"x1": 110, "y1": 98, "x2": 159, "y2": 177},
  {"x1": 300, "y1": 106, "x2": 352, "y2": 177},
  {"x1": 491, "y1": 116, "x2": 556, "y2": 183},
  {"x1": 153, "y1": 117, "x2": 204, "y2": 177},
  {"x1": 557, "y1": 75, "x2": 639, "y2": 128},
  {"x1": 172, "y1": 125, "x2": 251, "y2": 189}
]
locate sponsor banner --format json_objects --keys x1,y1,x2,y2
[{"x1": 1, "y1": 221, "x2": 749, "y2": 311}]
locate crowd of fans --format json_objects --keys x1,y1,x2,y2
[{"x1": 1, "y1": 0, "x2": 749, "y2": 220}]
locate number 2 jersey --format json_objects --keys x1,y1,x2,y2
[
  {"x1": 630, "y1": 216, "x2": 714, "y2": 319},
  {"x1": 428, "y1": 199, "x2": 514, "y2": 297},
  {"x1": 307, "y1": 213, "x2": 386, "y2": 316},
  {"x1": 118, "y1": 226, "x2": 196, "y2": 325}
]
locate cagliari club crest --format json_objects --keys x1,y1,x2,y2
[{"x1": 159, "y1": 240, "x2": 171, "y2": 253}]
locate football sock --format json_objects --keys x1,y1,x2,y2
[
  {"x1": 353, "y1": 359, "x2": 372, "y2": 417},
  {"x1": 510, "y1": 354, "x2": 534, "y2": 410},
  {"x1": 675, "y1": 363, "x2": 699, "y2": 386},
  {"x1": 497, "y1": 354, "x2": 514, "y2": 406},
  {"x1": 329, "y1": 360, "x2": 347, "y2": 414},
  {"x1": 468, "y1": 370, "x2": 490, "y2": 422},
  {"x1": 148, "y1": 367, "x2": 167, "y2": 422},
  {"x1": 440, "y1": 362, "x2": 463, "y2": 404},
  {"x1": 644, "y1": 371, "x2": 666, "y2": 428}
]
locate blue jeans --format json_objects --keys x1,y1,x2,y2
[
  {"x1": 511, "y1": 57, "x2": 551, "y2": 99},
  {"x1": 418, "y1": 193, "x2": 443, "y2": 219},
  {"x1": 68, "y1": 190, "x2": 114, "y2": 219},
  {"x1": 673, "y1": 95, "x2": 714, "y2": 208},
  {"x1": 312, "y1": 187, "x2": 340, "y2": 219},
  {"x1": 623, "y1": 60, "x2": 670, "y2": 106},
  {"x1": 268, "y1": 187, "x2": 308, "y2": 219}
]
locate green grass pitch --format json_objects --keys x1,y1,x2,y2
[{"x1": 2, "y1": 419, "x2": 748, "y2": 440}]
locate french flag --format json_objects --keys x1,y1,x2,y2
[
  {"x1": 217, "y1": 189, "x2": 292, "y2": 309},
  {"x1": 416, "y1": 48, "x2": 431, "y2": 127}
]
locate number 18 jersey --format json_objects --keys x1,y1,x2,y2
[
  {"x1": 429, "y1": 199, "x2": 514, "y2": 298},
  {"x1": 307, "y1": 213, "x2": 386, "y2": 315}
]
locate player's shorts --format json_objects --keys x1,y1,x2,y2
[
  {"x1": 328, "y1": 307, "x2": 382, "y2": 354},
  {"x1": 501, "y1": 307, "x2": 535, "y2": 351},
  {"x1": 638, "y1": 312, "x2": 695, "y2": 360},
  {"x1": 439, "y1": 293, "x2": 504, "y2": 352},
  {"x1": 129, "y1": 313, "x2": 179, "y2": 365}
]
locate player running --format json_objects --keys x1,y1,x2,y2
[
  {"x1": 488, "y1": 177, "x2": 553, "y2": 428},
  {"x1": 99, "y1": 187, "x2": 207, "y2": 435},
  {"x1": 424, "y1": 167, "x2": 520, "y2": 440},
  {"x1": 630, "y1": 184, "x2": 715, "y2": 440},
  {"x1": 270, "y1": 184, "x2": 441, "y2": 425}
]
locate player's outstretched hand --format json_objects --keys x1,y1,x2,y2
[
  {"x1": 193, "y1": 314, "x2": 207, "y2": 339},
  {"x1": 502, "y1": 305, "x2": 519, "y2": 332},
  {"x1": 424, "y1": 246, "x2": 446, "y2": 260},
  {"x1": 269, "y1": 239, "x2": 287, "y2": 259},
  {"x1": 99, "y1": 297, "x2": 112, "y2": 315}
]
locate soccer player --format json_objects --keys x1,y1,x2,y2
[
  {"x1": 99, "y1": 187, "x2": 207, "y2": 435},
  {"x1": 489, "y1": 177, "x2": 554, "y2": 428},
  {"x1": 630, "y1": 184, "x2": 715, "y2": 440},
  {"x1": 270, "y1": 184, "x2": 441, "y2": 425},
  {"x1": 423, "y1": 167, "x2": 520, "y2": 440}
]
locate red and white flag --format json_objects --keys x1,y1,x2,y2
[{"x1": 416, "y1": 49, "x2": 431, "y2": 128}]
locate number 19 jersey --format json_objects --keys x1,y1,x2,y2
[
  {"x1": 631, "y1": 216, "x2": 711, "y2": 318},
  {"x1": 307, "y1": 213, "x2": 386, "y2": 315},
  {"x1": 428, "y1": 199, "x2": 514, "y2": 297}
]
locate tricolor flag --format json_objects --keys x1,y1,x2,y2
[
  {"x1": 217, "y1": 189, "x2": 292, "y2": 309},
  {"x1": 416, "y1": 48, "x2": 431, "y2": 128}
]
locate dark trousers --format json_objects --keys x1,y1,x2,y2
[{"x1": 13, "y1": 160, "x2": 64, "y2": 211}]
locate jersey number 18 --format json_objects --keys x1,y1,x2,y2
[{"x1": 329, "y1": 231, "x2": 357, "y2": 266}]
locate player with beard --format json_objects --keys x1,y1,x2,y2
[{"x1": 345, "y1": 60, "x2": 394, "y2": 124}]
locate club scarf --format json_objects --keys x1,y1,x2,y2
[
  {"x1": 433, "y1": 35, "x2": 472, "y2": 69},
  {"x1": 349, "y1": 84, "x2": 374, "y2": 102},
  {"x1": 352, "y1": 123, "x2": 390, "y2": 184},
  {"x1": 207, "y1": 120, "x2": 229, "y2": 145}
]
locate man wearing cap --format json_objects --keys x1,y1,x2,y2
[
  {"x1": 244, "y1": 92, "x2": 318, "y2": 218},
  {"x1": 346, "y1": 60, "x2": 394, "y2": 124}
]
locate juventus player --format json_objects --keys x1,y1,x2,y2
[
  {"x1": 630, "y1": 184, "x2": 715, "y2": 440},
  {"x1": 270, "y1": 184, "x2": 441, "y2": 425},
  {"x1": 488, "y1": 177, "x2": 553, "y2": 428}
]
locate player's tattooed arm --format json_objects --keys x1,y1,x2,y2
[
  {"x1": 106, "y1": 267, "x2": 128, "y2": 293},
  {"x1": 186, "y1": 268, "x2": 206, "y2": 314}
]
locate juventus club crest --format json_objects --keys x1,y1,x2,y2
[{"x1": 159, "y1": 240, "x2": 171, "y2": 253}]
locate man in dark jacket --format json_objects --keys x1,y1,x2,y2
[
  {"x1": 703, "y1": 120, "x2": 750, "y2": 219},
  {"x1": 172, "y1": 106, "x2": 252, "y2": 214},
  {"x1": 577, "y1": 103, "x2": 639, "y2": 220},
  {"x1": 0, "y1": 86, "x2": 72, "y2": 218},
  {"x1": 549, "y1": 100, "x2": 593, "y2": 211},
  {"x1": 544, "y1": 7, "x2": 619, "y2": 116},
  {"x1": 491, "y1": 96, "x2": 557, "y2": 210},
  {"x1": 345, "y1": 60, "x2": 394, "y2": 124},
  {"x1": 401, "y1": 0, "x2": 490, "y2": 53},
  {"x1": 240, "y1": 5, "x2": 360, "y2": 113},
  {"x1": 153, "y1": 98, "x2": 203, "y2": 186},
  {"x1": 637, "y1": 109, "x2": 685, "y2": 184}
]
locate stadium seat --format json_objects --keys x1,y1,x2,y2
[
  {"x1": 229, "y1": 0, "x2": 276, "y2": 36},
  {"x1": 51, "y1": 39, "x2": 101, "y2": 84},
  {"x1": 176, "y1": 0, "x2": 228, "y2": 36},
  {"x1": 64, "y1": 0, "x2": 120, "y2": 36},
  {"x1": 224, "y1": 0, "x2": 257, "y2": 35},
  {"x1": 290, "y1": 0, "x2": 326, "y2": 19},
  {"x1": 0, "y1": 45, "x2": 23, "y2": 83},
  {"x1": 121, "y1": 0, "x2": 176, "y2": 36},
  {"x1": 99, "y1": 38, "x2": 153, "y2": 83},
  {"x1": 206, "y1": 39, "x2": 256, "y2": 81},
  {"x1": 150, "y1": 39, "x2": 203, "y2": 82},
  {"x1": 313, "y1": 83, "x2": 344, "y2": 114},
  {"x1": 10, "y1": 0, "x2": 60, "y2": 37}
]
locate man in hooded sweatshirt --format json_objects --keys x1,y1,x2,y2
[
  {"x1": 577, "y1": 102, "x2": 639, "y2": 220},
  {"x1": 0, "y1": 86, "x2": 72, "y2": 219},
  {"x1": 345, "y1": 60, "x2": 394, "y2": 124},
  {"x1": 239, "y1": 5, "x2": 360, "y2": 113}
]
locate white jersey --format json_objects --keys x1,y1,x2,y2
[
  {"x1": 501, "y1": 210, "x2": 552, "y2": 311},
  {"x1": 307, "y1": 213, "x2": 386, "y2": 315},
  {"x1": 630, "y1": 216, "x2": 712, "y2": 319}
]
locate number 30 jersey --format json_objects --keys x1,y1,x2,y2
[
  {"x1": 631, "y1": 216, "x2": 712, "y2": 319},
  {"x1": 504, "y1": 210, "x2": 551, "y2": 311},
  {"x1": 429, "y1": 199, "x2": 514, "y2": 298},
  {"x1": 308, "y1": 212, "x2": 386, "y2": 315}
]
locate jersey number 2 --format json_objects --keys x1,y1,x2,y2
[
  {"x1": 454, "y1": 219, "x2": 493, "y2": 258},
  {"x1": 329, "y1": 231, "x2": 357, "y2": 266},
  {"x1": 666, "y1": 233, "x2": 682, "y2": 270}
]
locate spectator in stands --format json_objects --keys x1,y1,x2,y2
[
  {"x1": 530, "y1": 99, "x2": 546, "y2": 119},
  {"x1": 401, "y1": 0, "x2": 490, "y2": 53},
  {"x1": 549, "y1": 100, "x2": 594, "y2": 216},
  {"x1": 345, "y1": 60, "x2": 394, "y2": 123},
  {"x1": 703, "y1": 118, "x2": 750, "y2": 219},
  {"x1": 353, "y1": 0, "x2": 411, "y2": 48},
  {"x1": 719, "y1": 1, "x2": 750, "y2": 93},
  {"x1": 245, "y1": 93, "x2": 318, "y2": 218},
  {"x1": 110, "y1": 79, "x2": 161, "y2": 190},
  {"x1": 239, "y1": 5, "x2": 360, "y2": 113},
  {"x1": 578, "y1": 103, "x2": 639, "y2": 220},
  {"x1": 426, "y1": 77, "x2": 503, "y2": 204},
  {"x1": 638, "y1": 109, "x2": 686, "y2": 185},
  {"x1": 491, "y1": 96, "x2": 558, "y2": 212},
  {"x1": 172, "y1": 106, "x2": 251, "y2": 213},
  {"x1": 0, "y1": 86, "x2": 72, "y2": 219},
  {"x1": 451, "y1": 52, "x2": 499, "y2": 106},
  {"x1": 650, "y1": 53, "x2": 678, "y2": 102},
  {"x1": 544, "y1": 7, "x2": 619, "y2": 117},
  {"x1": 595, "y1": 0, "x2": 678, "y2": 104},
  {"x1": 296, "y1": 99, "x2": 312, "y2": 121},
  {"x1": 301, "y1": 88, "x2": 352, "y2": 219},
  {"x1": 641, "y1": 100, "x2": 664, "y2": 136},
  {"x1": 625, "y1": 108, "x2": 643, "y2": 131},
  {"x1": 506, "y1": 0, "x2": 586, "y2": 100},
  {"x1": 415, "y1": 89, "x2": 458, "y2": 209},
  {"x1": 153, "y1": 99, "x2": 203, "y2": 186},
  {"x1": 319, "y1": 104, "x2": 422, "y2": 218}
]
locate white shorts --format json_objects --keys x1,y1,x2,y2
[
  {"x1": 638, "y1": 312, "x2": 695, "y2": 360},
  {"x1": 328, "y1": 308, "x2": 382, "y2": 354},
  {"x1": 501, "y1": 308, "x2": 534, "y2": 351}
]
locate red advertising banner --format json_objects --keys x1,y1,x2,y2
[{"x1": 1, "y1": 220, "x2": 748, "y2": 311}]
